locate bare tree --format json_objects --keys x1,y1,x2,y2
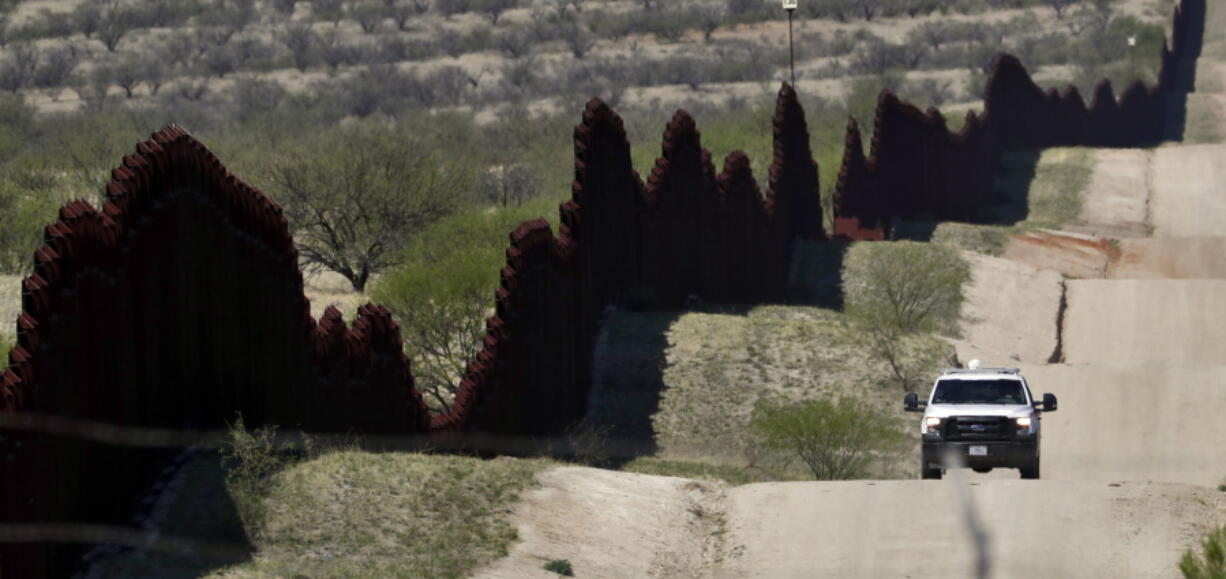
[
  {"x1": 231, "y1": 37, "x2": 270, "y2": 68},
  {"x1": 473, "y1": 0, "x2": 516, "y2": 25},
  {"x1": 651, "y1": 11, "x2": 686, "y2": 43},
  {"x1": 898, "y1": 0, "x2": 938, "y2": 17},
  {"x1": 97, "y1": 7, "x2": 133, "y2": 52},
  {"x1": 318, "y1": 29, "x2": 354, "y2": 69},
  {"x1": 0, "y1": 61, "x2": 24, "y2": 94},
  {"x1": 390, "y1": 0, "x2": 428, "y2": 30},
  {"x1": 497, "y1": 29, "x2": 531, "y2": 58},
  {"x1": 200, "y1": 44, "x2": 238, "y2": 78},
  {"x1": 107, "y1": 54, "x2": 143, "y2": 98},
  {"x1": 280, "y1": 23, "x2": 318, "y2": 71},
  {"x1": 854, "y1": 0, "x2": 880, "y2": 21},
  {"x1": 140, "y1": 55, "x2": 168, "y2": 95},
  {"x1": 353, "y1": 2, "x2": 385, "y2": 33},
  {"x1": 696, "y1": 4, "x2": 725, "y2": 42},
  {"x1": 909, "y1": 21, "x2": 953, "y2": 52},
  {"x1": 72, "y1": 2, "x2": 101, "y2": 39},
  {"x1": 436, "y1": 0, "x2": 469, "y2": 19},
  {"x1": 175, "y1": 78, "x2": 209, "y2": 101},
  {"x1": 71, "y1": 72, "x2": 108, "y2": 109},
  {"x1": 163, "y1": 33, "x2": 197, "y2": 67},
  {"x1": 475, "y1": 163, "x2": 538, "y2": 207},
  {"x1": 270, "y1": 0, "x2": 298, "y2": 17},
  {"x1": 32, "y1": 47, "x2": 76, "y2": 94},
  {"x1": 268, "y1": 126, "x2": 461, "y2": 292},
  {"x1": 559, "y1": 19, "x2": 594, "y2": 58},
  {"x1": 314, "y1": 0, "x2": 346, "y2": 26},
  {"x1": 36, "y1": 8, "x2": 74, "y2": 38},
  {"x1": 1044, "y1": 0, "x2": 1080, "y2": 19}
]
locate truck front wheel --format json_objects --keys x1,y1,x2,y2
[
  {"x1": 1020, "y1": 459, "x2": 1040, "y2": 479},
  {"x1": 921, "y1": 461, "x2": 942, "y2": 480}
]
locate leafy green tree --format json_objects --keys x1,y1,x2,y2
[
  {"x1": 749, "y1": 395, "x2": 905, "y2": 480},
  {"x1": 842, "y1": 241, "x2": 967, "y2": 390},
  {"x1": 371, "y1": 201, "x2": 551, "y2": 412},
  {"x1": 266, "y1": 124, "x2": 463, "y2": 291},
  {"x1": 843, "y1": 241, "x2": 970, "y2": 334}
]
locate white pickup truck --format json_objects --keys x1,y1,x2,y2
[{"x1": 903, "y1": 362, "x2": 1058, "y2": 480}]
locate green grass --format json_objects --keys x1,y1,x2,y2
[
  {"x1": 906, "y1": 147, "x2": 1096, "y2": 256},
  {"x1": 0, "y1": 331, "x2": 12, "y2": 370},
  {"x1": 212, "y1": 452, "x2": 552, "y2": 578},
  {"x1": 1009, "y1": 147, "x2": 1094, "y2": 229},
  {"x1": 591, "y1": 304, "x2": 948, "y2": 480}
]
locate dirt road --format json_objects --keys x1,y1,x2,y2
[{"x1": 479, "y1": 5, "x2": 1226, "y2": 577}]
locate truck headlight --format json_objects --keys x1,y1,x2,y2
[
  {"x1": 925, "y1": 417, "x2": 942, "y2": 433},
  {"x1": 1015, "y1": 417, "x2": 1033, "y2": 432}
]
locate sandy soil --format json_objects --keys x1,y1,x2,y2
[
  {"x1": 957, "y1": 252, "x2": 1063, "y2": 364},
  {"x1": 1062, "y1": 279, "x2": 1226, "y2": 364},
  {"x1": 474, "y1": 467, "x2": 727, "y2": 579},
  {"x1": 720, "y1": 480, "x2": 1223, "y2": 578},
  {"x1": 1149, "y1": 143, "x2": 1226, "y2": 237},
  {"x1": 1072, "y1": 148, "x2": 1154, "y2": 238},
  {"x1": 1109, "y1": 236, "x2": 1226, "y2": 277},
  {"x1": 1024, "y1": 361, "x2": 1226, "y2": 487}
]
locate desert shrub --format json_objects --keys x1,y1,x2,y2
[
  {"x1": 650, "y1": 9, "x2": 688, "y2": 43},
  {"x1": 228, "y1": 78, "x2": 290, "y2": 122},
  {"x1": 279, "y1": 22, "x2": 319, "y2": 71},
  {"x1": 544, "y1": 559, "x2": 575, "y2": 576},
  {"x1": 472, "y1": 0, "x2": 517, "y2": 24},
  {"x1": 0, "y1": 174, "x2": 63, "y2": 271},
  {"x1": 436, "y1": 0, "x2": 471, "y2": 18},
  {"x1": 219, "y1": 416, "x2": 300, "y2": 539},
  {"x1": 725, "y1": 0, "x2": 773, "y2": 23},
  {"x1": 475, "y1": 163, "x2": 539, "y2": 207},
  {"x1": 842, "y1": 241, "x2": 970, "y2": 334},
  {"x1": 749, "y1": 394, "x2": 905, "y2": 480},
  {"x1": 1180, "y1": 525, "x2": 1226, "y2": 579},
  {"x1": 900, "y1": 77, "x2": 961, "y2": 108},
  {"x1": 352, "y1": 1, "x2": 386, "y2": 33}
]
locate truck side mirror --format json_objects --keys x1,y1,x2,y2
[
  {"x1": 904, "y1": 392, "x2": 925, "y2": 412},
  {"x1": 1039, "y1": 393, "x2": 1058, "y2": 412}
]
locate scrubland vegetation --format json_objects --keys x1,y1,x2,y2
[{"x1": 0, "y1": 1, "x2": 1187, "y2": 573}]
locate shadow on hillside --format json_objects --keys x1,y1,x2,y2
[
  {"x1": 790, "y1": 238, "x2": 850, "y2": 310},
  {"x1": 583, "y1": 243, "x2": 852, "y2": 467},
  {"x1": 583, "y1": 310, "x2": 679, "y2": 466},
  {"x1": 66, "y1": 450, "x2": 254, "y2": 577},
  {"x1": 893, "y1": 149, "x2": 1040, "y2": 242}
]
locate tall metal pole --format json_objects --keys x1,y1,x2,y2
[{"x1": 787, "y1": 8, "x2": 795, "y2": 86}]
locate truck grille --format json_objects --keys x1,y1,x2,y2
[{"x1": 942, "y1": 416, "x2": 1014, "y2": 441}]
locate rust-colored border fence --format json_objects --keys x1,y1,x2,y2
[
  {"x1": 0, "y1": 0, "x2": 1202, "y2": 574},
  {"x1": 833, "y1": 0, "x2": 1203, "y2": 236}
]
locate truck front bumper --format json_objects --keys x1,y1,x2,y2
[{"x1": 922, "y1": 437, "x2": 1038, "y2": 469}]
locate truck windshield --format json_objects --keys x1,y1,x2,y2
[{"x1": 932, "y1": 379, "x2": 1027, "y2": 405}]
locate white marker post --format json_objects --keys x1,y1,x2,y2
[{"x1": 782, "y1": 0, "x2": 797, "y2": 86}]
